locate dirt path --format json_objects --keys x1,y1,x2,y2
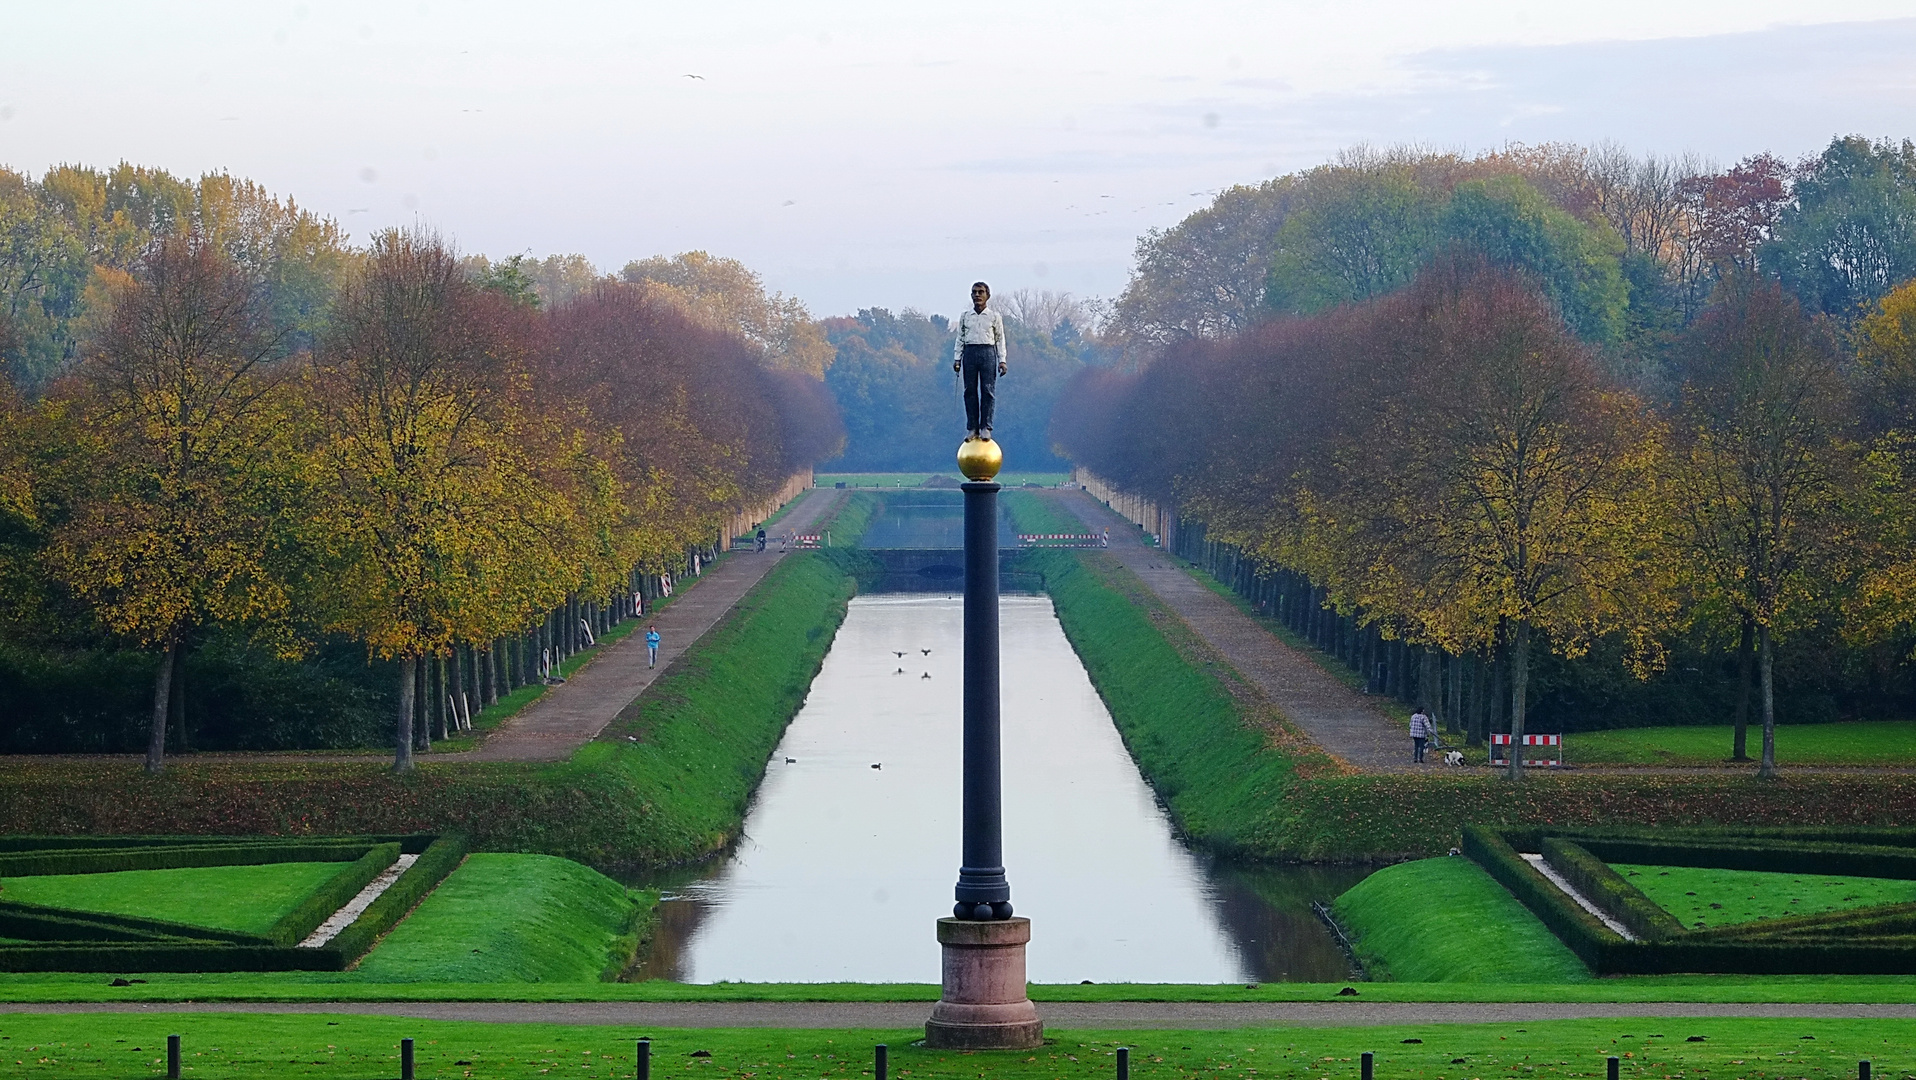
[
  {"x1": 456, "y1": 489, "x2": 846, "y2": 762},
  {"x1": 1048, "y1": 490, "x2": 1411, "y2": 772},
  {"x1": 9, "y1": 1000, "x2": 1915, "y2": 1028}
]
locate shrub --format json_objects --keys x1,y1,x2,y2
[
  {"x1": 326, "y1": 834, "x2": 469, "y2": 964},
  {"x1": 1540, "y1": 836, "x2": 1686, "y2": 940},
  {"x1": 261, "y1": 842, "x2": 399, "y2": 946}
]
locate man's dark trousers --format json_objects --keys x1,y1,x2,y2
[{"x1": 961, "y1": 343, "x2": 998, "y2": 432}]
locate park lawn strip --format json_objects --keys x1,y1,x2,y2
[
  {"x1": 5, "y1": 1015, "x2": 1916, "y2": 1080},
  {"x1": 9, "y1": 974, "x2": 1916, "y2": 1003},
  {"x1": 354, "y1": 854, "x2": 645, "y2": 982},
  {"x1": 1612, "y1": 864, "x2": 1916, "y2": 930},
  {"x1": 1333, "y1": 857, "x2": 1591, "y2": 983},
  {"x1": 0, "y1": 862, "x2": 350, "y2": 937},
  {"x1": 1572, "y1": 723, "x2": 1916, "y2": 766}
]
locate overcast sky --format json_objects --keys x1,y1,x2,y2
[{"x1": 4, "y1": 2, "x2": 1915, "y2": 319}]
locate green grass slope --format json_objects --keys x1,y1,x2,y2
[
  {"x1": 1573, "y1": 722, "x2": 1916, "y2": 765},
  {"x1": 1613, "y1": 863, "x2": 1916, "y2": 930},
  {"x1": 0, "y1": 861, "x2": 349, "y2": 935},
  {"x1": 1334, "y1": 857, "x2": 1590, "y2": 982},
  {"x1": 355, "y1": 854, "x2": 641, "y2": 982}
]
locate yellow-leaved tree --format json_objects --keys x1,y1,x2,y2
[
  {"x1": 305, "y1": 229, "x2": 605, "y2": 771},
  {"x1": 44, "y1": 234, "x2": 298, "y2": 773}
]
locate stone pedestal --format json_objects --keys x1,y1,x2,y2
[{"x1": 924, "y1": 917, "x2": 1044, "y2": 1049}]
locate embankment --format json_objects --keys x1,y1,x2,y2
[{"x1": 0, "y1": 551, "x2": 859, "y2": 873}]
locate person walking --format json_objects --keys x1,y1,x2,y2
[
  {"x1": 1409, "y1": 706, "x2": 1434, "y2": 764},
  {"x1": 952, "y1": 281, "x2": 1008, "y2": 440},
  {"x1": 645, "y1": 625, "x2": 661, "y2": 669}
]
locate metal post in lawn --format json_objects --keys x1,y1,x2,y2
[
  {"x1": 1609, "y1": 1056, "x2": 1620, "y2": 1080},
  {"x1": 1118, "y1": 1047, "x2": 1130, "y2": 1080},
  {"x1": 875, "y1": 1044, "x2": 888, "y2": 1080},
  {"x1": 167, "y1": 1034, "x2": 181, "y2": 1079},
  {"x1": 402, "y1": 1037, "x2": 415, "y2": 1080},
  {"x1": 638, "y1": 1038, "x2": 651, "y2": 1080},
  {"x1": 1362, "y1": 1052, "x2": 1374, "y2": 1080},
  {"x1": 924, "y1": 434, "x2": 1042, "y2": 1051}
]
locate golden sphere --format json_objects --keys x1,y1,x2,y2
[{"x1": 956, "y1": 436, "x2": 1003, "y2": 481}]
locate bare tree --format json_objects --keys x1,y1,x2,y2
[{"x1": 998, "y1": 289, "x2": 1103, "y2": 335}]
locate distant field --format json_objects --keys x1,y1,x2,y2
[
  {"x1": 816, "y1": 471, "x2": 1070, "y2": 489},
  {"x1": 0, "y1": 861, "x2": 350, "y2": 935},
  {"x1": 1614, "y1": 863, "x2": 1916, "y2": 930},
  {"x1": 1570, "y1": 722, "x2": 1916, "y2": 765}
]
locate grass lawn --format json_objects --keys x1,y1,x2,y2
[
  {"x1": 1334, "y1": 858, "x2": 1590, "y2": 983},
  {"x1": 0, "y1": 861, "x2": 350, "y2": 935},
  {"x1": 1570, "y1": 723, "x2": 1916, "y2": 766},
  {"x1": 1612, "y1": 863, "x2": 1916, "y2": 930},
  {"x1": 356, "y1": 855, "x2": 644, "y2": 983},
  {"x1": 4, "y1": 1014, "x2": 1915, "y2": 1080}
]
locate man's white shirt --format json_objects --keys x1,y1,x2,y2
[{"x1": 953, "y1": 308, "x2": 1008, "y2": 362}]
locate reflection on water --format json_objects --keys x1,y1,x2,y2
[
  {"x1": 632, "y1": 594, "x2": 1367, "y2": 983},
  {"x1": 858, "y1": 492, "x2": 1018, "y2": 550}
]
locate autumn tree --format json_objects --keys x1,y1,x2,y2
[
  {"x1": 620, "y1": 251, "x2": 834, "y2": 378},
  {"x1": 307, "y1": 229, "x2": 597, "y2": 771},
  {"x1": 1666, "y1": 277, "x2": 1858, "y2": 775},
  {"x1": 43, "y1": 234, "x2": 295, "y2": 772},
  {"x1": 1303, "y1": 262, "x2": 1670, "y2": 777}
]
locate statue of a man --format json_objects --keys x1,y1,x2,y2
[{"x1": 952, "y1": 281, "x2": 1008, "y2": 441}]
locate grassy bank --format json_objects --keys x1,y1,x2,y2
[
  {"x1": 1024, "y1": 544, "x2": 1338, "y2": 856},
  {"x1": 0, "y1": 552, "x2": 858, "y2": 872},
  {"x1": 1333, "y1": 858, "x2": 1590, "y2": 982},
  {"x1": 354, "y1": 855, "x2": 648, "y2": 982},
  {"x1": 7, "y1": 1013, "x2": 1916, "y2": 1079}
]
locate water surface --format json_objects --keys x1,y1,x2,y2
[{"x1": 636, "y1": 594, "x2": 1365, "y2": 983}]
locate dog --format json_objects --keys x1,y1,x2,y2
[{"x1": 1441, "y1": 749, "x2": 1465, "y2": 767}]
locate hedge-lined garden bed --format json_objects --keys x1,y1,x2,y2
[
  {"x1": 1464, "y1": 824, "x2": 1916, "y2": 974},
  {"x1": 0, "y1": 833, "x2": 465, "y2": 973}
]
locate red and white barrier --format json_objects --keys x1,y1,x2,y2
[
  {"x1": 1489, "y1": 733, "x2": 1562, "y2": 766},
  {"x1": 1018, "y1": 533, "x2": 1109, "y2": 548}
]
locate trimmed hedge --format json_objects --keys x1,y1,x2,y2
[
  {"x1": 260, "y1": 842, "x2": 398, "y2": 947},
  {"x1": 327, "y1": 834, "x2": 469, "y2": 964},
  {"x1": 1466, "y1": 824, "x2": 1916, "y2": 974},
  {"x1": 1572, "y1": 836, "x2": 1916, "y2": 880},
  {"x1": 0, "y1": 839, "x2": 384, "y2": 877},
  {"x1": 0, "y1": 942, "x2": 345, "y2": 973},
  {"x1": 1460, "y1": 825, "x2": 1621, "y2": 970},
  {"x1": 0, "y1": 903, "x2": 249, "y2": 944},
  {"x1": 1540, "y1": 836, "x2": 1686, "y2": 941}
]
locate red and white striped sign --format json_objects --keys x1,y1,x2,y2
[
  {"x1": 1489, "y1": 733, "x2": 1562, "y2": 766},
  {"x1": 1018, "y1": 533, "x2": 1108, "y2": 548}
]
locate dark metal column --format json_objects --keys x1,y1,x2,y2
[{"x1": 954, "y1": 478, "x2": 1011, "y2": 920}]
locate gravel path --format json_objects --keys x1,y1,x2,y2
[
  {"x1": 9, "y1": 1001, "x2": 1915, "y2": 1028},
  {"x1": 458, "y1": 489, "x2": 846, "y2": 762},
  {"x1": 1047, "y1": 490, "x2": 1409, "y2": 772}
]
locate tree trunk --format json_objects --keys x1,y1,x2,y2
[
  {"x1": 415, "y1": 658, "x2": 431, "y2": 752},
  {"x1": 1467, "y1": 652, "x2": 1485, "y2": 747},
  {"x1": 1507, "y1": 620, "x2": 1531, "y2": 781},
  {"x1": 1732, "y1": 615, "x2": 1755, "y2": 761},
  {"x1": 169, "y1": 642, "x2": 189, "y2": 753},
  {"x1": 394, "y1": 655, "x2": 416, "y2": 772},
  {"x1": 1757, "y1": 622, "x2": 1778, "y2": 778},
  {"x1": 145, "y1": 634, "x2": 179, "y2": 774}
]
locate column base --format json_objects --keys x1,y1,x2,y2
[{"x1": 925, "y1": 916, "x2": 1044, "y2": 1050}]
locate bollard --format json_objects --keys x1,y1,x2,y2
[
  {"x1": 876, "y1": 1043, "x2": 888, "y2": 1080},
  {"x1": 638, "y1": 1038, "x2": 652, "y2": 1080},
  {"x1": 1860, "y1": 1062, "x2": 1871, "y2": 1080},
  {"x1": 167, "y1": 1034, "x2": 181, "y2": 1080},
  {"x1": 1118, "y1": 1047, "x2": 1130, "y2": 1080},
  {"x1": 402, "y1": 1037, "x2": 415, "y2": 1080},
  {"x1": 1362, "y1": 1052, "x2": 1374, "y2": 1080},
  {"x1": 1609, "y1": 1056, "x2": 1620, "y2": 1080}
]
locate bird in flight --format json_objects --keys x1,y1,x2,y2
[
  {"x1": 684, "y1": 74, "x2": 705, "y2": 80},
  {"x1": 921, "y1": 649, "x2": 931, "y2": 655}
]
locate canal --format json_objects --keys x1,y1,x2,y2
[{"x1": 633, "y1": 589, "x2": 1368, "y2": 984}]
